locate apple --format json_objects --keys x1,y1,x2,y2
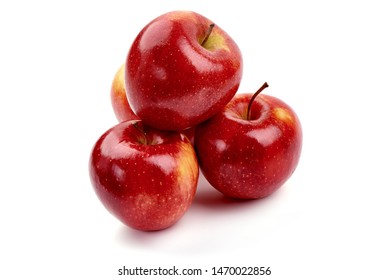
[
  {"x1": 89, "y1": 120, "x2": 199, "y2": 231},
  {"x1": 110, "y1": 64, "x2": 138, "y2": 122},
  {"x1": 124, "y1": 10, "x2": 243, "y2": 131},
  {"x1": 195, "y1": 83, "x2": 302, "y2": 199},
  {"x1": 110, "y1": 63, "x2": 196, "y2": 144}
]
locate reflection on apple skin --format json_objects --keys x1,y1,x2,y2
[{"x1": 246, "y1": 126, "x2": 282, "y2": 148}]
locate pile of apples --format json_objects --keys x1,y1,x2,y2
[{"x1": 89, "y1": 11, "x2": 302, "y2": 231}]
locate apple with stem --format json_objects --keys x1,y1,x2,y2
[
  {"x1": 89, "y1": 120, "x2": 199, "y2": 231},
  {"x1": 195, "y1": 83, "x2": 302, "y2": 199},
  {"x1": 124, "y1": 10, "x2": 243, "y2": 131}
]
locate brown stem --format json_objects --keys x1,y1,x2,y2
[
  {"x1": 201, "y1": 23, "x2": 215, "y2": 46},
  {"x1": 246, "y1": 82, "x2": 269, "y2": 120}
]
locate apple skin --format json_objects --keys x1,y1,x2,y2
[
  {"x1": 195, "y1": 93, "x2": 302, "y2": 199},
  {"x1": 124, "y1": 10, "x2": 243, "y2": 131},
  {"x1": 89, "y1": 120, "x2": 199, "y2": 231},
  {"x1": 110, "y1": 64, "x2": 196, "y2": 144},
  {"x1": 110, "y1": 64, "x2": 138, "y2": 122}
]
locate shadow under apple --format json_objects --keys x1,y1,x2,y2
[
  {"x1": 115, "y1": 172, "x2": 291, "y2": 252},
  {"x1": 191, "y1": 172, "x2": 282, "y2": 212}
]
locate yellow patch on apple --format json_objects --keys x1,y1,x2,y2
[
  {"x1": 176, "y1": 142, "x2": 199, "y2": 193},
  {"x1": 202, "y1": 32, "x2": 230, "y2": 52},
  {"x1": 273, "y1": 107, "x2": 294, "y2": 124}
]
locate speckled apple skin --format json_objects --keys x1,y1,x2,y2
[
  {"x1": 195, "y1": 94, "x2": 302, "y2": 199},
  {"x1": 109, "y1": 64, "x2": 196, "y2": 144},
  {"x1": 125, "y1": 10, "x2": 243, "y2": 131},
  {"x1": 89, "y1": 120, "x2": 199, "y2": 231}
]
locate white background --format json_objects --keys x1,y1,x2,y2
[{"x1": 1, "y1": 0, "x2": 388, "y2": 279}]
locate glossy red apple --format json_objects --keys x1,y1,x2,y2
[
  {"x1": 89, "y1": 120, "x2": 199, "y2": 231},
  {"x1": 124, "y1": 10, "x2": 243, "y2": 131},
  {"x1": 110, "y1": 64, "x2": 138, "y2": 122},
  {"x1": 110, "y1": 64, "x2": 196, "y2": 144},
  {"x1": 195, "y1": 83, "x2": 302, "y2": 199}
]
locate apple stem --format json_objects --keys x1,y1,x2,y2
[
  {"x1": 201, "y1": 23, "x2": 215, "y2": 46},
  {"x1": 246, "y1": 82, "x2": 269, "y2": 120},
  {"x1": 132, "y1": 122, "x2": 148, "y2": 145}
]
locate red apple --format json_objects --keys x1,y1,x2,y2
[
  {"x1": 89, "y1": 120, "x2": 199, "y2": 231},
  {"x1": 124, "y1": 10, "x2": 243, "y2": 131},
  {"x1": 110, "y1": 64, "x2": 138, "y2": 122},
  {"x1": 195, "y1": 83, "x2": 302, "y2": 199},
  {"x1": 110, "y1": 64, "x2": 196, "y2": 144}
]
